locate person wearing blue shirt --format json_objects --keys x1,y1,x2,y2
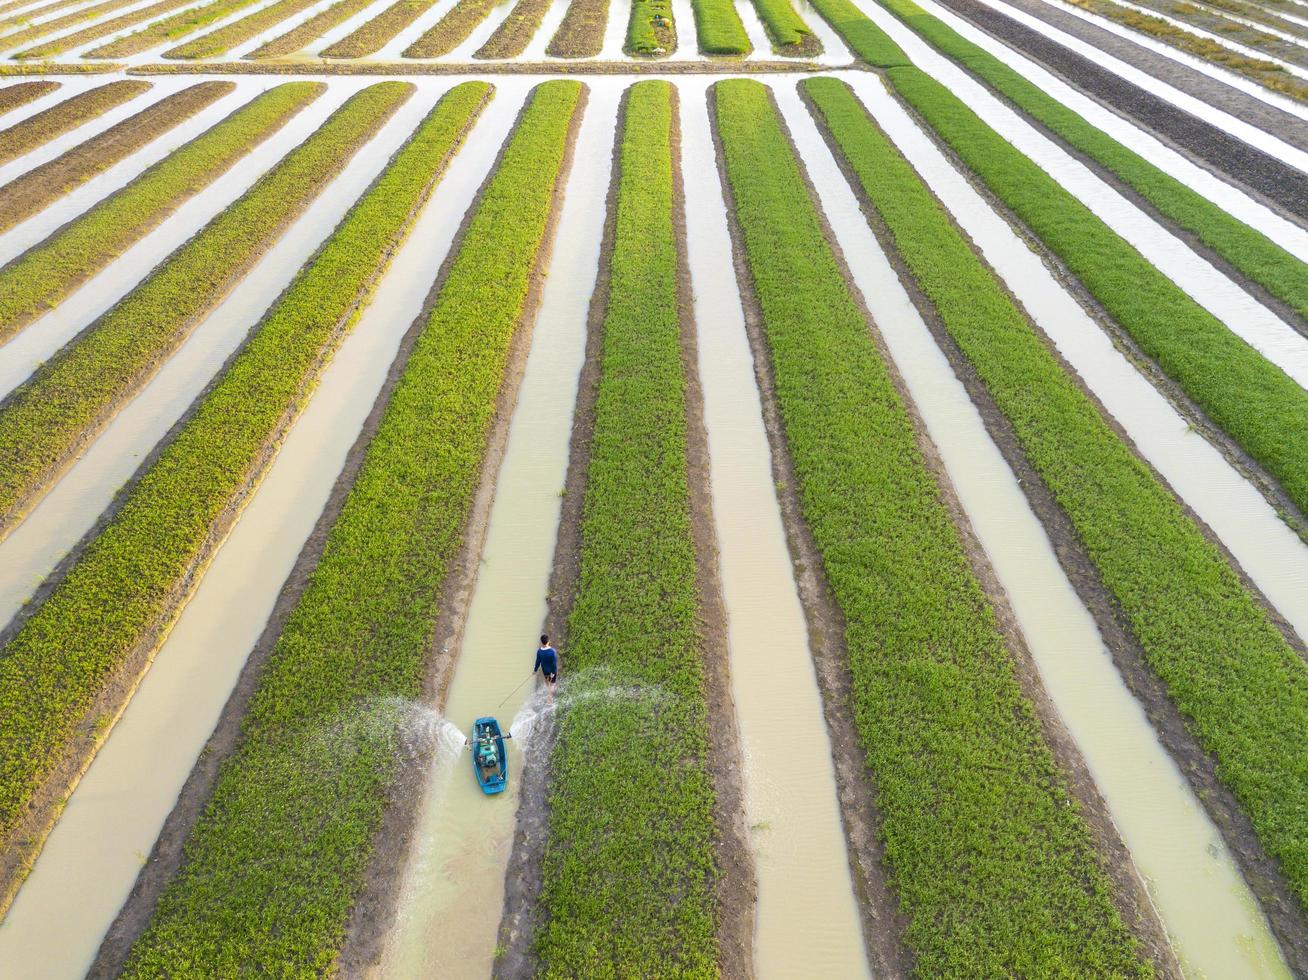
[{"x1": 534, "y1": 634, "x2": 559, "y2": 700}]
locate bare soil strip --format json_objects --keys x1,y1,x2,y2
[
  {"x1": 988, "y1": 0, "x2": 1308, "y2": 148},
  {"x1": 0, "y1": 81, "x2": 231, "y2": 236},
  {"x1": 0, "y1": 79, "x2": 149, "y2": 168},
  {"x1": 545, "y1": 0, "x2": 606, "y2": 56},
  {"x1": 931, "y1": 0, "x2": 1308, "y2": 225},
  {"x1": 855, "y1": 74, "x2": 1308, "y2": 971},
  {"x1": 0, "y1": 80, "x2": 58, "y2": 118}
]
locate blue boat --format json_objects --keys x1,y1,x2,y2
[{"x1": 470, "y1": 716, "x2": 509, "y2": 795}]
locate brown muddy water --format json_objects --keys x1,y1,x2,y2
[{"x1": 0, "y1": 80, "x2": 517, "y2": 977}]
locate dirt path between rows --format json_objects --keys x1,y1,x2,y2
[
  {"x1": 86, "y1": 81, "x2": 526, "y2": 976},
  {"x1": 838, "y1": 78, "x2": 1308, "y2": 975},
  {"x1": 493, "y1": 82, "x2": 757, "y2": 980}
]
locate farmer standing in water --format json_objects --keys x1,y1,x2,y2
[{"x1": 534, "y1": 634, "x2": 559, "y2": 701}]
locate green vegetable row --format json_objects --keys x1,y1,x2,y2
[
  {"x1": 0, "y1": 81, "x2": 230, "y2": 236},
  {"x1": 321, "y1": 0, "x2": 436, "y2": 58},
  {"x1": 0, "y1": 81, "x2": 421, "y2": 843},
  {"x1": 402, "y1": 0, "x2": 498, "y2": 58},
  {"x1": 164, "y1": 0, "x2": 328, "y2": 58},
  {"x1": 804, "y1": 71, "x2": 1308, "y2": 912},
  {"x1": 714, "y1": 77, "x2": 1150, "y2": 977},
  {"x1": 0, "y1": 81, "x2": 318, "y2": 338},
  {"x1": 867, "y1": 0, "x2": 1308, "y2": 325},
  {"x1": 546, "y1": 0, "x2": 609, "y2": 57},
  {"x1": 88, "y1": 0, "x2": 267, "y2": 58},
  {"x1": 123, "y1": 79, "x2": 580, "y2": 976},
  {"x1": 749, "y1": 0, "x2": 818, "y2": 53},
  {"x1": 626, "y1": 0, "x2": 674, "y2": 54},
  {"x1": 475, "y1": 0, "x2": 553, "y2": 58},
  {"x1": 249, "y1": 0, "x2": 380, "y2": 58},
  {"x1": 690, "y1": 0, "x2": 750, "y2": 54},
  {"x1": 536, "y1": 79, "x2": 721, "y2": 976},
  {"x1": 0, "y1": 79, "x2": 148, "y2": 167},
  {"x1": 0, "y1": 84, "x2": 399, "y2": 541}
]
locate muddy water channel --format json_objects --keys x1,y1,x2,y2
[
  {"x1": 379, "y1": 80, "x2": 616, "y2": 980},
  {"x1": 0, "y1": 80, "x2": 521, "y2": 977},
  {"x1": 679, "y1": 77, "x2": 870, "y2": 978},
  {"x1": 778, "y1": 77, "x2": 1290, "y2": 976}
]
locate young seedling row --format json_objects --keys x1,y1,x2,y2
[{"x1": 0, "y1": 0, "x2": 1305, "y2": 964}]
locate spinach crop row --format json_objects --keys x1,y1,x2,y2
[
  {"x1": 0, "y1": 81, "x2": 231, "y2": 235},
  {"x1": 0, "y1": 82, "x2": 425, "y2": 845},
  {"x1": 249, "y1": 0, "x2": 381, "y2": 57},
  {"x1": 0, "y1": 79, "x2": 149, "y2": 167},
  {"x1": 714, "y1": 77, "x2": 1150, "y2": 977},
  {"x1": 867, "y1": 0, "x2": 1308, "y2": 326},
  {"x1": 88, "y1": 0, "x2": 267, "y2": 58},
  {"x1": 886, "y1": 65, "x2": 1308, "y2": 527},
  {"x1": 0, "y1": 83, "x2": 400, "y2": 540},
  {"x1": 627, "y1": 0, "x2": 675, "y2": 54},
  {"x1": 0, "y1": 81, "x2": 318, "y2": 338},
  {"x1": 122, "y1": 80, "x2": 581, "y2": 977},
  {"x1": 749, "y1": 0, "x2": 819, "y2": 54},
  {"x1": 690, "y1": 0, "x2": 750, "y2": 54},
  {"x1": 164, "y1": 0, "x2": 329, "y2": 58},
  {"x1": 804, "y1": 72, "x2": 1308, "y2": 914},
  {"x1": 321, "y1": 0, "x2": 437, "y2": 57},
  {"x1": 536, "y1": 79, "x2": 721, "y2": 977}
]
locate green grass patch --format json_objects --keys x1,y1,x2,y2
[
  {"x1": 715, "y1": 77, "x2": 1150, "y2": 977},
  {"x1": 0, "y1": 79, "x2": 149, "y2": 167},
  {"x1": 0, "y1": 83, "x2": 403, "y2": 541},
  {"x1": 164, "y1": 0, "x2": 331, "y2": 58},
  {"x1": 535, "y1": 79, "x2": 719, "y2": 977},
  {"x1": 0, "y1": 81, "x2": 319, "y2": 338},
  {"x1": 0, "y1": 81, "x2": 231, "y2": 236},
  {"x1": 885, "y1": 65, "x2": 1308, "y2": 526},
  {"x1": 690, "y1": 0, "x2": 751, "y2": 53},
  {"x1": 867, "y1": 0, "x2": 1308, "y2": 327},
  {"x1": 804, "y1": 73, "x2": 1308, "y2": 914},
  {"x1": 122, "y1": 79, "x2": 580, "y2": 977}
]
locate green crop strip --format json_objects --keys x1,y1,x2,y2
[
  {"x1": 0, "y1": 82, "x2": 422, "y2": 846},
  {"x1": 0, "y1": 83, "x2": 402, "y2": 544},
  {"x1": 0, "y1": 0, "x2": 81, "y2": 28},
  {"x1": 123, "y1": 80, "x2": 579, "y2": 977},
  {"x1": 402, "y1": 0, "x2": 498, "y2": 57},
  {"x1": 0, "y1": 80, "x2": 58, "y2": 118},
  {"x1": 884, "y1": 65, "x2": 1308, "y2": 525},
  {"x1": 535, "y1": 79, "x2": 720, "y2": 976},
  {"x1": 164, "y1": 0, "x2": 330, "y2": 58},
  {"x1": 748, "y1": 0, "x2": 819, "y2": 53},
  {"x1": 475, "y1": 0, "x2": 552, "y2": 57},
  {"x1": 0, "y1": 80, "x2": 149, "y2": 167},
  {"x1": 714, "y1": 78, "x2": 1149, "y2": 976},
  {"x1": 690, "y1": 0, "x2": 750, "y2": 54},
  {"x1": 87, "y1": 0, "x2": 267, "y2": 58},
  {"x1": 0, "y1": 81, "x2": 320, "y2": 342},
  {"x1": 321, "y1": 0, "x2": 439, "y2": 57},
  {"x1": 806, "y1": 0, "x2": 911, "y2": 64},
  {"x1": 866, "y1": 0, "x2": 1308, "y2": 326},
  {"x1": 0, "y1": 0, "x2": 160, "y2": 53},
  {"x1": 627, "y1": 0, "x2": 675, "y2": 53},
  {"x1": 805, "y1": 74, "x2": 1308, "y2": 913},
  {"x1": 249, "y1": 0, "x2": 381, "y2": 58},
  {"x1": 546, "y1": 0, "x2": 608, "y2": 57},
  {"x1": 15, "y1": 0, "x2": 206, "y2": 58},
  {"x1": 0, "y1": 81, "x2": 231, "y2": 236}
]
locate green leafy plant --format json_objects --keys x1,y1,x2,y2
[{"x1": 689, "y1": 0, "x2": 750, "y2": 54}]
